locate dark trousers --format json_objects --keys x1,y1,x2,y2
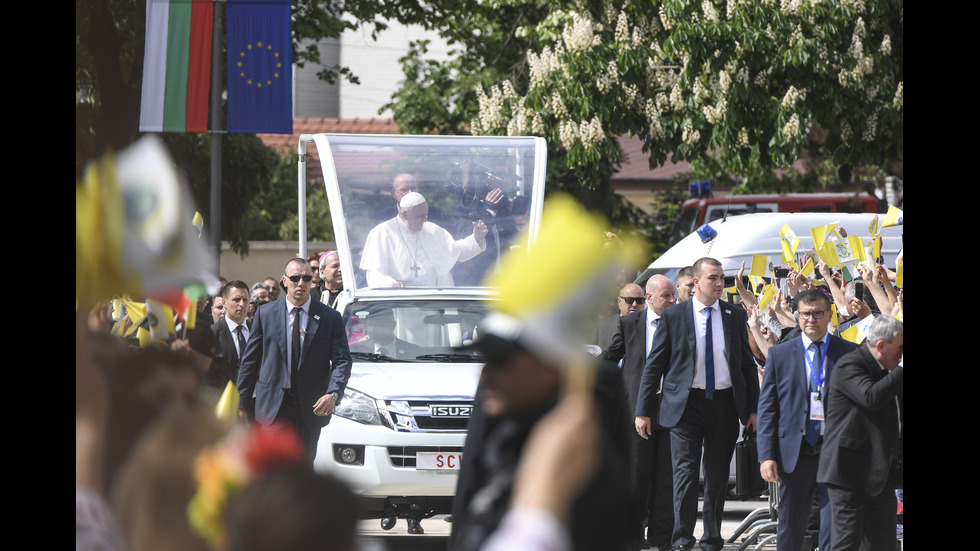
[
  {"x1": 826, "y1": 484, "x2": 897, "y2": 551},
  {"x1": 265, "y1": 395, "x2": 321, "y2": 464},
  {"x1": 669, "y1": 390, "x2": 738, "y2": 551},
  {"x1": 630, "y1": 427, "x2": 674, "y2": 549},
  {"x1": 776, "y1": 452, "x2": 831, "y2": 551}
]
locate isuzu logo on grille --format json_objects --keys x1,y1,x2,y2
[{"x1": 428, "y1": 405, "x2": 472, "y2": 418}]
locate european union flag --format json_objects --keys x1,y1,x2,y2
[{"x1": 226, "y1": 0, "x2": 292, "y2": 134}]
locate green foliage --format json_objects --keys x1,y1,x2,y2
[
  {"x1": 384, "y1": 0, "x2": 901, "y2": 253},
  {"x1": 159, "y1": 134, "x2": 279, "y2": 256},
  {"x1": 468, "y1": 0, "x2": 902, "y2": 185}
]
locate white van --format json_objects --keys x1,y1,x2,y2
[
  {"x1": 641, "y1": 212, "x2": 903, "y2": 285},
  {"x1": 297, "y1": 134, "x2": 547, "y2": 532}
]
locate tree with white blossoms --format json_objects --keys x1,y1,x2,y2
[{"x1": 469, "y1": 0, "x2": 903, "y2": 187}]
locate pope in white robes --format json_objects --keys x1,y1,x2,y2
[{"x1": 360, "y1": 192, "x2": 488, "y2": 287}]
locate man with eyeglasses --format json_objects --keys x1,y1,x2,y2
[
  {"x1": 757, "y1": 289, "x2": 858, "y2": 551},
  {"x1": 237, "y1": 258, "x2": 352, "y2": 463},
  {"x1": 602, "y1": 275, "x2": 676, "y2": 551}
]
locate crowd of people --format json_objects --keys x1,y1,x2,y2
[
  {"x1": 586, "y1": 253, "x2": 903, "y2": 551},
  {"x1": 78, "y1": 184, "x2": 903, "y2": 551}
]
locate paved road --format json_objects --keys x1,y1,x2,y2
[{"x1": 355, "y1": 497, "x2": 779, "y2": 551}]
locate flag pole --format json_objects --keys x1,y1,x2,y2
[{"x1": 208, "y1": 0, "x2": 224, "y2": 278}]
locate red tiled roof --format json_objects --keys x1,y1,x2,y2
[{"x1": 614, "y1": 135, "x2": 691, "y2": 184}]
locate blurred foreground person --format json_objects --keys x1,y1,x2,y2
[
  {"x1": 111, "y1": 409, "x2": 232, "y2": 551},
  {"x1": 482, "y1": 392, "x2": 600, "y2": 551},
  {"x1": 187, "y1": 421, "x2": 359, "y2": 551},
  {"x1": 225, "y1": 466, "x2": 359, "y2": 551},
  {"x1": 450, "y1": 194, "x2": 638, "y2": 551}
]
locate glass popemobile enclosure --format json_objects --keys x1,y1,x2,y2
[{"x1": 297, "y1": 134, "x2": 547, "y2": 530}]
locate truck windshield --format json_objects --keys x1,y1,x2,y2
[
  {"x1": 318, "y1": 135, "x2": 542, "y2": 289},
  {"x1": 345, "y1": 299, "x2": 490, "y2": 362}
]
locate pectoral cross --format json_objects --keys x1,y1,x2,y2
[{"x1": 410, "y1": 261, "x2": 421, "y2": 277}]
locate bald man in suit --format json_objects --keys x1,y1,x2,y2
[{"x1": 238, "y1": 258, "x2": 352, "y2": 463}]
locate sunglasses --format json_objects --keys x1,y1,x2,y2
[
  {"x1": 285, "y1": 274, "x2": 314, "y2": 283},
  {"x1": 619, "y1": 296, "x2": 644, "y2": 305}
]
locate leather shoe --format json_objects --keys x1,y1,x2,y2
[{"x1": 407, "y1": 518, "x2": 425, "y2": 534}]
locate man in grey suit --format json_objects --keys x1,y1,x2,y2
[
  {"x1": 818, "y1": 315, "x2": 903, "y2": 551},
  {"x1": 238, "y1": 258, "x2": 353, "y2": 463},
  {"x1": 602, "y1": 275, "x2": 676, "y2": 551},
  {"x1": 635, "y1": 257, "x2": 759, "y2": 551},
  {"x1": 757, "y1": 289, "x2": 858, "y2": 551}
]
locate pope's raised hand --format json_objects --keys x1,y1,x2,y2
[{"x1": 473, "y1": 220, "x2": 488, "y2": 243}]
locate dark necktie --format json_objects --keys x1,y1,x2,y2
[
  {"x1": 235, "y1": 325, "x2": 246, "y2": 362},
  {"x1": 704, "y1": 307, "x2": 714, "y2": 397},
  {"x1": 290, "y1": 307, "x2": 301, "y2": 389},
  {"x1": 806, "y1": 341, "x2": 823, "y2": 446}
]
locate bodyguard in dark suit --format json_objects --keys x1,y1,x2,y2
[
  {"x1": 237, "y1": 258, "x2": 353, "y2": 463},
  {"x1": 818, "y1": 315, "x2": 903, "y2": 551},
  {"x1": 207, "y1": 280, "x2": 251, "y2": 389},
  {"x1": 635, "y1": 257, "x2": 760, "y2": 551},
  {"x1": 602, "y1": 275, "x2": 676, "y2": 550},
  {"x1": 757, "y1": 290, "x2": 858, "y2": 551}
]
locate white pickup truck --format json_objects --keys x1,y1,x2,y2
[{"x1": 298, "y1": 134, "x2": 547, "y2": 532}]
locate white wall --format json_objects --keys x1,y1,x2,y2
[{"x1": 338, "y1": 22, "x2": 450, "y2": 119}]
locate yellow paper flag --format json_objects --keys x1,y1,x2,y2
[
  {"x1": 750, "y1": 255, "x2": 768, "y2": 278},
  {"x1": 799, "y1": 257, "x2": 814, "y2": 278},
  {"x1": 868, "y1": 215, "x2": 880, "y2": 235},
  {"x1": 895, "y1": 250, "x2": 903, "y2": 288},
  {"x1": 780, "y1": 224, "x2": 800, "y2": 255},
  {"x1": 192, "y1": 211, "x2": 204, "y2": 238},
  {"x1": 146, "y1": 299, "x2": 176, "y2": 342},
  {"x1": 839, "y1": 323, "x2": 862, "y2": 344},
  {"x1": 882, "y1": 205, "x2": 903, "y2": 227},
  {"x1": 810, "y1": 225, "x2": 827, "y2": 251},
  {"x1": 214, "y1": 381, "x2": 240, "y2": 420},
  {"x1": 757, "y1": 284, "x2": 776, "y2": 311},
  {"x1": 137, "y1": 327, "x2": 151, "y2": 348}
]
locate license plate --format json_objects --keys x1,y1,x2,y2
[{"x1": 416, "y1": 452, "x2": 463, "y2": 471}]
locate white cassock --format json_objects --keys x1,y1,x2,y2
[{"x1": 360, "y1": 217, "x2": 486, "y2": 287}]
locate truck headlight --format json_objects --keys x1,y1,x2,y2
[{"x1": 333, "y1": 388, "x2": 385, "y2": 426}]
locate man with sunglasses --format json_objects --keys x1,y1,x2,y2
[
  {"x1": 757, "y1": 289, "x2": 857, "y2": 551},
  {"x1": 602, "y1": 275, "x2": 676, "y2": 551},
  {"x1": 238, "y1": 258, "x2": 353, "y2": 463}
]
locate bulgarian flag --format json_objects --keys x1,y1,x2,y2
[{"x1": 139, "y1": 0, "x2": 213, "y2": 133}]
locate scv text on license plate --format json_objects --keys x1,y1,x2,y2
[{"x1": 416, "y1": 452, "x2": 462, "y2": 470}]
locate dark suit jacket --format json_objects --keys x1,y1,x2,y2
[
  {"x1": 207, "y1": 318, "x2": 247, "y2": 387},
  {"x1": 596, "y1": 314, "x2": 621, "y2": 350},
  {"x1": 450, "y1": 360, "x2": 633, "y2": 551},
  {"x1": 237, "y1": 298, "x2": 353, "y2": 430},
  {"x1": 635, "y1": 299, "x2": 759, "y2": 428},
  {"x1": 757, "y1": 334, "x2": 858, "y2": 473},
  {"x1": 601, "y1": 309, "x2": 652, "y2": 417},
  {"x1": 817, "y1": 345, "x2": 903, "y2": 496}
]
